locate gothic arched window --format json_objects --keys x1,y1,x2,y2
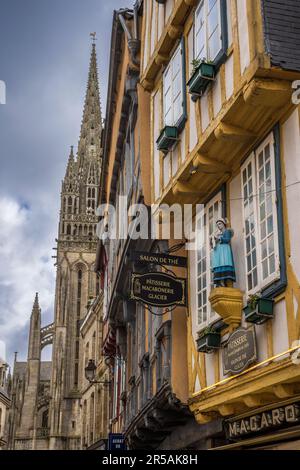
[
  {"x1": 67, "y1": 196, "x2": 73, "y2": 214},
  {"x1": 42, "y1": 409, "x2": 49, "y2": 429},
  {"x1": 74, "y1": 268, "x2": 83, "y2": 388}
]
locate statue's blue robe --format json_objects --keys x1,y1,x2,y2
[{"x1": 212, "y1": 229, "x2": 236, "y2": 282}]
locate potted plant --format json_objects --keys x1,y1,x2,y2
[
  {"x1": 187, "y1": 58, "x2": 215, "y2": 100},
  {"x1": 243, "y1": 294, "x2": 274, "y2": 325},
  {"x1": 156, "y1": 125, "x2": 178, "y2": 153},
  {"x1": 196, "y1": 326, "x2": 221, "y2": 354}
]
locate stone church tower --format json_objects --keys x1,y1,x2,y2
[
  {"x1": 49, "y1": 43, "x2": 102, "y2": 450},
  {"x1": 7, "y1": 44, "x2": 102, "y2": 451}
]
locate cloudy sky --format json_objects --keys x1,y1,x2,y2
[{"x1": 0, "y1": 0, "x2": 128, "y2": 366}]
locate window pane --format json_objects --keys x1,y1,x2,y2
[
  {"x1": 268, "y1": 235, "x2": 274, "y2": 255},
  {"x1": 195, "y1": 2, "x2": 206, "y2": 59},
  {"x1": 208, "y1": 3, "x2": 219, "y2": 36},
  {"x1": 269, "y1": 254, "x2": 275, "y2": 274},
  {"x1": 261, "y1": 222, "x2": 266, "y2": 240},
  {"x1": 253, "y1": 268, "x2": 258, "y2": 287},
  {"x1": 262, "y1": 260, "x2": 268, "y2": 279},
  {"x1": 261, "y1": 240, "x2": 268, "y2": 260},
  {"x1": 173, "y1": 96, "x2": 182, "y2": 125},
  {"x1": 267, "y1": 215, "x2": 273, "y2": 235},
  {"x1": 207, "y1": 0, "x2": 221, "y2": 61},
  {"x1": 242, "y1": 158, "x2": 258, "y2": 292},
  {"x1": 208, "y1": 28, "x2": 221, "y2": 61},
  {"x1": 172, "y1": 49, "x2": 181, "y2": 75},
  {"x1": 208, "y1": 0, "x2": 218, "y2": 10},
  {"x1": 163, "y1": 65, "x2": 172, "y2": 125},
  {"x1": 173, "y1": 73, "x2": 181, "y2": 99},
  {"x1": 260, "y1": 203, "x2": 265, "y2": 220}
]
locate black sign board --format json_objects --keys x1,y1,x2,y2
[
  {"x1": 131, "y1": 251, "x2": 187, "y2": 268},
  {"x1": 108, "y1": 433, "x2": 126, "y2": 450},
  {"x1": 222, "y1": 327, "x2": 257, "y2": 376},
  {"x1": 130, "y1": 272, "x2": 187, "y2": 307},
  {"x1": 225, "y1": 401, "x2": 300, "y2": 441}
]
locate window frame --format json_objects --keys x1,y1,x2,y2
[
  {"x1": 162, "y1": 38, "x2": 187, "y2": 131},
  {"x1": 194, "y1": 190, "x2": 225, "y2": 330},
  {"x1": 194, "y1": 0, "x2": 228, "y2": 68},
  {"x1": 241, "y1": 128, "x2": 287, "y2": 298}
]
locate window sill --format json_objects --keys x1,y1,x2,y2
[{"x1": 246, "y1": 278, "x2": 287, "y2": 304}]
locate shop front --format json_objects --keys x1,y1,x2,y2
[{"x1": 213, "y1": 398, "x2": 300, "y2": 450}]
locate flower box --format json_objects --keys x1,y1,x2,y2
[
  {"x1": 155, "y1": 0, "x2": 166, "y2": 3},
  {"x1": 196, "y1": 331, "x2": 221, "y2": 354},
  {"x1": 243, "y1": 298, "x2": 274, "y2": 325},
  {"x1": 187, "y1": 62, "x2": 215, "y2": 99},
  {"x1": 156, "y1": 125, "x2": 178, "y2": 153}
]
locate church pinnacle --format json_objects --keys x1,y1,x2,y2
[
  {"x1": 32, "y1": 292, "x2": 40, "y2": 314},
  {"x1": 59, "y1": 42, "x2": 102, "y2": 241},
  {"x1": 77, "y1": 42, "x2": 102, "y2": 168},
  {"x1": 28, "y1": 292, "x2": 41, "y2": 360}
]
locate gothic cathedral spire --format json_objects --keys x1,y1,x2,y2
[
  {"x1": 49, "y1": 43, "x2": 102, "y2": 450},
  {"x1": 59, "y1": 43, "x2": 102, "y2": 242},
  {"x1": 78, "y1": 43, "x2": 102, "y2": 169}
]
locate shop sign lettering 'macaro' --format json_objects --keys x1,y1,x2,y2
[{"x1": 225, "y1": 402, "x2": 300, "y2": 440}]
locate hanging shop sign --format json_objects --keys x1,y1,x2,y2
[
  {"x1": 225, "y1": 401, "x2": 300, "y2": 441},
  {"x1": 130, "y1": 272, "x2": 187, "y2": 307},
  {"x1": 222, "y1": 327, "x2": 257, "y2": 376},
  {"x1": 131, "y1": 251, "x2": 187, "y2": 268}
]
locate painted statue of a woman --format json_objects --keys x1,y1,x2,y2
[{"x1": 210, "y1": 218, "x2": 236, "y2": 287}]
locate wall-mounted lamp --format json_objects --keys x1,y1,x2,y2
[{"x1": 85, "y1": 359, "x2": 111, "y2": 385}]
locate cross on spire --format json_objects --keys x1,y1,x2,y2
[{"x1": 90, "y1": 32, "x2": 97, "y2": 44}]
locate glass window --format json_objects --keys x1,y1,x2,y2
[
  {"x1": 163, "y1": 43, "x2": 184, "y2": 127},
  {"x1": 194, "y1": 0, "x2": 226, "y2": 62},
  {"x1": 241, "y1": 133, "x2": 279, "y2": 294},
  {"x1": 195, "y1": 193, "x2": 222, "y2": 329}
]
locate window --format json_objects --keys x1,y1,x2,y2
[
  {"x1": 42, "y1": 409, "x2": 48, "y2": 428},
  {"x1": 96, "y1": 273, "x2": 100, "y2": 296},
  {"x1": 195, "y1": 193, "x2": 222, "y2": 329},
  {"x1": 74, "y1": 269, "x2": 83, "y2": 387},
  {"x1": 242, "y1": 134, "x2": 280, "y2": 295},
  {"x1": 163, "y1": 41, "x2": 185, "y2": 128},
  {"x1": 194, "y1": 0, "x2": 228, "y2": 64},
  {"x1": 67, "y1": 196, "x2": 73, "y2": 214},
  {"x1": 124, "y1": 128, "x2": 135, "y2": 198},
  {"x1": 113, "y1": 357, "x2": 126, "y2": 420}
]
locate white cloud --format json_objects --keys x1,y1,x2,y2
[{"x1": 0, "y1": 196, "x2": 56, "y2": 361}]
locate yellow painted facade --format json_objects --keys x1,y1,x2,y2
[{"x1": 140, "y1": 0, "x2": 300, "y2": 448}]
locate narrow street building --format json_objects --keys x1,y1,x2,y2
[
  {"x1": 140, "y1": 0, "x2": 300, "y2": 449},
  {"x1": 0, "y1": 357, "x2": 10, "y2": 449},
  {"x1": 6, "y1": 0, "x2": 300, "y2": 452},
  {"x1": 80, "y1": 294, "x2": 110, "y2": 450},
  {"x1": 95, "y1": 3, "x2": 195, "y2": 450}
]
